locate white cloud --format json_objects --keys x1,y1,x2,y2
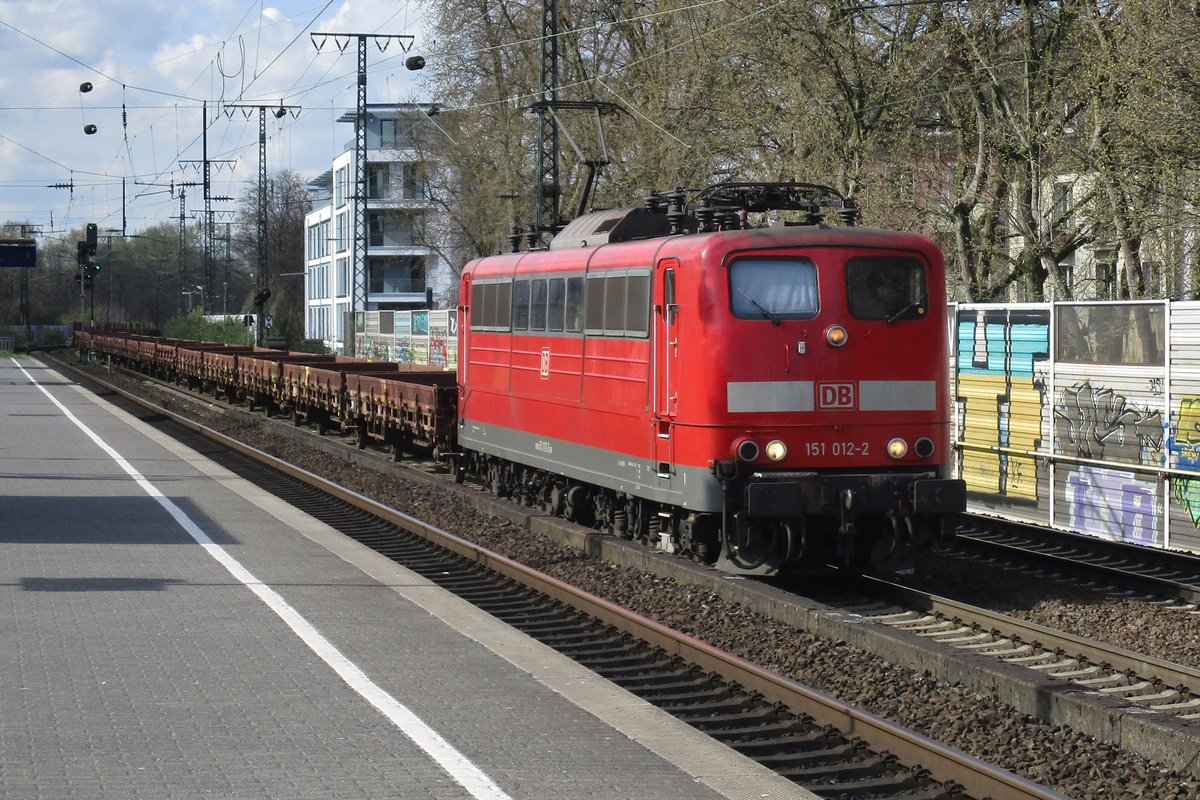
[{"x1": 0, "y1": 1, "x2": 434, "y2": 234}]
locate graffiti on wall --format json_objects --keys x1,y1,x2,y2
[
  {"x1": 1054, "y1": 382, "x2": 1163, "y2": 463},
  {"x1": 1063, "y1": 465, "x2": 1160, "y2": 545},
  {"x1": 1053, "y1": 382, "x2": 1164, "y2": 546},
  {"x1": 1169, "y1": 395, "x2": 1200, "y2": 526},
  {"x1": 955, "y1": 309, "x2": 1048, "y2": 500}
]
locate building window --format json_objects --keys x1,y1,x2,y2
[
  {"x1": 337, "y1": 257, "x2": 349, "y2": 297},
  {"x1": 335, "y1": 167, "x2": 348, "y2": 208},
  {"x1": 401, "y1": 163, "x2": 424, "y2": 199},
  {"x1": 1053, "y1": 182, "x2": 1072, "y2": 236},
  {"x1": 368, "y1": 164, "x2": 390, "y2": 199},
  {"x1": 368, "y1": 212, "x2": 419, "y2": 247},
  {"x1": 369, "y1": 256, "x2": 425, "y2": 293}
]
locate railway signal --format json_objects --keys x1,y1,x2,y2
[{"x1": 253, "y1": 288, "x2": 271, "y2": 307}]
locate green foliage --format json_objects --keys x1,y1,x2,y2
[{"x1": 162, "y1": 311, "x2": 254, "y2": 345}]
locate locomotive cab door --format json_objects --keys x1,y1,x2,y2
[{"x1": 652, "y1": 259, "x2": 680, "y2": 479}]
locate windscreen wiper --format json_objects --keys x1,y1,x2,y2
[
  {"x1": 886, "y1": 296, "x2": 927, "y2": 325},
  {"x1": 738, "y1": 289, "x2": 782, "y2": 326}
]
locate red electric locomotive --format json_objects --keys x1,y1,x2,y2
[{"x1": 455, "y1": 183, "x2": 965, "y2": 576}]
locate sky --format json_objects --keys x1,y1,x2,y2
[{"x1": 0, "y1": 0, "x2": 433, "y2": 243}]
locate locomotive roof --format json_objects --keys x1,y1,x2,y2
[{"x1": 463, "y1": 220, "x2": 943, "y2": 279}]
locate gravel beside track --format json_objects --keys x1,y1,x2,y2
[{"x1": 75, "y1": 361, "x2": 1200, "y2": 800}]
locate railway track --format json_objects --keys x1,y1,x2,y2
[
  {"x1": 949, "y1": 518, "x2": 1200, "y2": 607},
  {"x1": 822, "y1": 577, "x2": 1200, "y2": 721},
  {"x1": 48, "y1": 353, "x2": 1070, "y2": 800}
]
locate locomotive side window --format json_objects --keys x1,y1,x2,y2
[
  {"x1": 565, "y1": 277, "x2": 584, "y2": 332},
  {"x1": 584, "y1": 270, "x2": 652, "y2": 337},
  {"x1": 530, "y1": 279, "x2": 548, "y2": 330},
  {"x1": 495, "y1": 281, "x2": 512, "y2": 329},
  {"x1": 604, "y1": 275, "x2": 626, "y2": 332},
  {"x1": 513, "y1": 280, "x2": 530, "y2": 330},
  {"x1": 547, "y1": 278, "x2": 566, "y2": 331},
  {"x1": 625, "y1": 273, "x2": 650, "y2": 336},
  {"x1": 585, "y1": 274, "x2": 606, "y2": 333},
  {"x1": 846, "y1": 257, "x2": 927, "y2": 322},
  {"x1": 468, "y1": 280, "x2": 514, "y2": 331},
  {"x1": 729, "y1": 257, "x2": 819, "y2": 321},
  {"x1": 473, "y1": 283, "x2": 494, "y2": 329}
]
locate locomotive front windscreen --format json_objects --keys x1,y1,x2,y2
[
  {"x1": 846, "y1": 257, "x2": 927, "y2": 322},
  {"x1": 729, "y1": 258, "x2": 819, "y2": 321}
]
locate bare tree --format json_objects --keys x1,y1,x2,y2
[{"x1": 233, "y1": 169, "x2": 311, "y2": 345}]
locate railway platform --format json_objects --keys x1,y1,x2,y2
[{"x1": 0, "y1": 355, "x2": 817, "y2": 800}]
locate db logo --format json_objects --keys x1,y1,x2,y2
[
  {"x1": 818, "y1": 382, "x2": 855, "y2": 409},
  {"x1": 540, "y1": 348, "x2": 551, "y2": 379}
]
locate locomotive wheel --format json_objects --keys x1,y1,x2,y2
[
  {"x1": 628, "y1": 500, "x2": 651, "y2": 545},
  {"x1": 563, "y1": 485, "x2": 589, "y2": 524},
  {"x1": 720, "y1": 519, "x2": 791, "y2": 575},
  {"x1": 488, "y1": 463, "x2": 507, "y2": 498}
]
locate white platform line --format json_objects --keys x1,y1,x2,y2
[{"x1": 17, "y1": 359, "x2": 513, "y2": 800}]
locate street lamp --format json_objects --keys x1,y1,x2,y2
[{"x1": 181, "y1": 286, "x2": 202, "y2": 312}]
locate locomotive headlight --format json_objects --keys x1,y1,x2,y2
[
  {"x1": 765, "y1": 440, "x2": 787, "y2": 462},
  {"x1": 914, "y1": 437, "x2": 936, "y2": 459},
  {"x1": 886, "y1": 437, "x2": 909, "y2": 459},
  {"x1": 825, "y1": 325, "x2": 848, "y2": 347}
]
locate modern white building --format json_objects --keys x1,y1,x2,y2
[{"x1": 303, "y1": 103, "x2": 449, "y2": 354}]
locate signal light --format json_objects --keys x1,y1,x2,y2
[
  {"x1": 84, "y1": 124, "x2": 98, "y2": 135},
  {"x1": 405, "y1": 55, "x2": 426, "y2": 71},
  {"x1": 253, "y1": 288, "x2": 271, "y2": 307},
  {"x1": 76, "y1": 241, "x2": 88, "y2": 265},
  {"x1": 86, "y1": 223, "x2": 98, "y2": 254}
]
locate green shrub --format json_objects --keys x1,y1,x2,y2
[{"x1": 163, "y1": 311, "x2": 255, "y2": 345}]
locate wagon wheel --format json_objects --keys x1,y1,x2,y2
[{"x1": 392, "y1": 432, "x2": 411, "y2": 463}]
